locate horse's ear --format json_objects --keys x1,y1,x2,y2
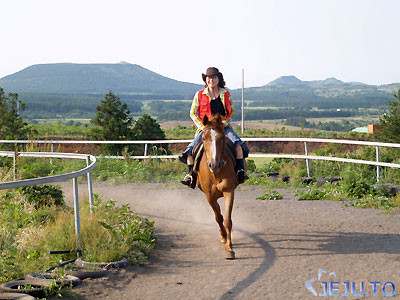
[{"x1": 202, "y1": 115, "x2": 209, "y2": 126}]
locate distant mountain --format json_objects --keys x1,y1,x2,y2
[
  {"x1": 0, "y1": 62, "x2": 202, "y2": 95},
  {"x1": 231, "y1": 75, "x2": 399, "y2": 100},
  {"x1": 266, "y1": 75, "x2": 305, "y2": 87}
]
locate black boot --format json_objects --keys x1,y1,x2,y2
[
  {"x1": 236, "y1": 158, "x2": 249, "y2": 184},
  {"x1": 181, "y1": 165, "x2": 197, "y2": 189}
]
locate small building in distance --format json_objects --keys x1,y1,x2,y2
[
  {"x1": 351, "y1": 124, "x2": 381, "y2": 134},
  {"x1": 367, "y1": 124, "x2": 381, "y2": 134}
]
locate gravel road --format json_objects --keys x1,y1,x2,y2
[{"x1": 59, "y1": 182, "x2": 400, "y2": 300}]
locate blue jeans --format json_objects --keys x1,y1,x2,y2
[{"x1": 178, "y1": 126, "x2": 249, "y2": 164}]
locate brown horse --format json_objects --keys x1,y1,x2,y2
[{"x1": 197, "y1": 114, "x2": 239, "y2": 260}]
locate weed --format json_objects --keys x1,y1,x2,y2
[
  {"x1": 256, "y1": 189, "x2": 283, "y2": 200},
  {"x1": 295, "y1": 182, "x2": 344, "y2": 201},
  {"x1": 342, "y1": 167, "x2": 370, "y2": 198}
]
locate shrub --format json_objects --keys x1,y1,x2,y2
[
  {"x1": 20, "y1": 185, "x2": 65, "y2": 208},
  {"x1": 246, "y1": 159, "x2": 256, "y2": 173},
  {"x1": 342, "y1": 168, "x2": 370, "y2": 198}
]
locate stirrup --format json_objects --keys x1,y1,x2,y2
[
  {"x1": 237, "y1": 169, "x2": 249, "y2": 184},
  {"x1": 181, "y1": 172, "x2": 197, "y2": 189},
  {"x1": 181, "y1": 174, "x2": 193, "y2": 186}
]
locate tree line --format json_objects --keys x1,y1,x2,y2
[{"x1": 2, "y1": 87, "x2": 400, "y2": 153}]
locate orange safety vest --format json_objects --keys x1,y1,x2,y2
[{"x1": 198, "y1": 88, "x2": 232, "y2": 121}]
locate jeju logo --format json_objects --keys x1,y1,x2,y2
[{"x1": 305, "y1": 269, "x2": 395, "y2": 297}]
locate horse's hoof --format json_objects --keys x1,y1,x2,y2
[{"x1": 224, "y1": 251, "x2": 235, "y2": 260}]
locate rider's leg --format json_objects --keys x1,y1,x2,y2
[
  {"x1": 181, "y1": 155, "x2": 195, "y2": 187},
  {"x1": 235, "y1": 144, "x2": 249, "y2": 183},
  {"x1": 224, "y1": 126, "x2": 249, "y2": 184},
  {"x1": 181, "y1": 132, "x2": 202, "y2": 188}
]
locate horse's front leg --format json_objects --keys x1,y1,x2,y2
[
  {"x1": 205, "y1": 192, "x2": 227, "y2": 244},
  {"x1": 223, "y1": 191, "x2": 235, "y2": 260}
]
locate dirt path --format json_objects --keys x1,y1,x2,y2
[{"x1": 59, "y1": 182, "x2": 400, "y2": 299}]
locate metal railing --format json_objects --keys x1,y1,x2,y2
[
  {"x1": 2, "y1": 138, "x2": 400, "y2": 181},
  {"x1": 1, "y1": 137, "x2": 400, "y2": 251},
  {"x1": 0, "y1": 151, "x2": 97, "y2": 254}
]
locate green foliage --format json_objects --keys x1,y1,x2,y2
[
  {"x1": 19, "y1": 92, "x2": 143, "y2": 119},
  {"x1": 0, "y1": 88, "x2": 32, "y2": 140},
  {"x1": 91, "y1": 91, "x2": 134, "y2": 154},
  {"x1": 132, "y1": 114, "x2": 166, "y2": 140},
  {"x1": 131, "y1": 114, "x2": 170, "y2": 155},
  {"x1": 246, "y1": 159, "x2": 256, "y2": 173},
  {"x1": 21, "y1": 158, "x2": 63, "y2": 178},
  {"x1": 87, "y1": 197, "x2": 154, "y2": 263},
  {"x1": 28, "y1": 123, "x2": 92, "y2": 139},
  {"x1": 92, "y1": 158, "x2": 185, "y2": 184},
  {"x1": 285, "y1": 116, "x2": 308, "y2": 127},
  {"x1": 379, "y1": 89, "x2": 400, "y2": 143},
  {"x1": 256, "y1": 189, "x2": 283, "y2": 200},
  {"x1": 350, "y1": 195, "x2": 396, "y2": 211},
  {"x1": 257, "y1": 158, "x2": 282, "y2": 174},
  {"x1": 295, "y1": 183, "x2": 342, "y2": 201},
  {"x1": 0, "y1": 191, "x2": 154, "y2": 284},
  {"x1": 342, "y1": 168, "x2": 370, "y2": 198},
  {"x1": 19, "y1": 185, "x2": 65, "y2": 209}
]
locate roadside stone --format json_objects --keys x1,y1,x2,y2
[
  {"x1": 268, "y1": 172, "x2": 279, "y2": 182},
  {"x1": 317, "y1": 177, "x2": 327, "y2": 186},
  {"x1": 370, "y1": 183, "x2": 400, "y2": 196},
  {"x1": 281, "y1": 175, "x2": 290, "y2": 182},
  {"x1": 301, "y1": 177, "x2": 314, "y2": 185}
]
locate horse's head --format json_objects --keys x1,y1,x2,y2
[{"x1": 202, "y1": 114, "x2": 226, "y2": 173}]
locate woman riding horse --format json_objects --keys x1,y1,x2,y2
[{"x1": 179, "y1": 67, "x2": 249, "y2": 188}]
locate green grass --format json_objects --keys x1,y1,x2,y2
[
  {"x1": 248, "y1": 157, "x2": 274, "y2": 170},
  {"x1": 0, "y1": 189, "x2": 154, "y2": 284}
]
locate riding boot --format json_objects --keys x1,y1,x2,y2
[
  {"x1": 236, "y1": 158, "x2": 249, "y2": 184},
  {"x1": 181, "y1": 165, "x2": 197, "y2": 189}
]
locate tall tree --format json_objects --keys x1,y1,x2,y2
[
  {"x1": 0, "y1": 88, "x2": 30, "y2": 140},
  {"x1": 378, "y1": 89, "x2": 400, "y2": 143},
  {"x1": 131, "y1": 114, "x2": 170, "y2": 155},
  {"x1": 91, "y1": 91, "x2": 134, "y2": 154}
]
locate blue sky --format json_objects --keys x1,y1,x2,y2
[{"x1": 1, "y1": 0, "x2": 399, "y2": 88}]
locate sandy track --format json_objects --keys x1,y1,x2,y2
[{"x1": 58, "y1": 182, "x2": 400, "y2": 300}]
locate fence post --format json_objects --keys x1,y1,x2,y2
[
  {"x1": 13, "y1": 149, "x2": 17, "y2": 181},
  {"x1": 376, "y1": 146, "x2": 380, "y2": 182},
  {"x1": 73, "y1": 178, "x2": 82, "y2": 256},
  {"x1": 304, "y1": 142, "x2": 310, "y2": 177},
  {"x1": 51, "y1": 143, "x2": 54, "y2": 153},
  {"x1": 87, "y1": 156, "x2": 94, "y2": 216},
  {"x1": 144, "y1": 143, "x2": 148, "y2": 156}
]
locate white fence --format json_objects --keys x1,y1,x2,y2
[
  {"x1": 2, "y1": 138, "x2": 400, "y2": 181},
  {"x1": 0, "y1": 151, "x2": 97, "y2": 254},
  {"x1": 1, "y1": 137, "x2": 400, "y2": 252}
]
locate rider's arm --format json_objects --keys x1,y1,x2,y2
[
  {"x1": 222, "y1": 91, "x2": 235, "y2": 126},
  {"x1": 190, "y1": 91, "x2": 205, "y2": 131}
]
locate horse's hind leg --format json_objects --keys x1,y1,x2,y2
[
  {"x1": 206, "y1": 193, "x2": 227, "y2": 244},
  {"x1": 223, "y1": 191, "x2": 235, "y2": 260}
]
